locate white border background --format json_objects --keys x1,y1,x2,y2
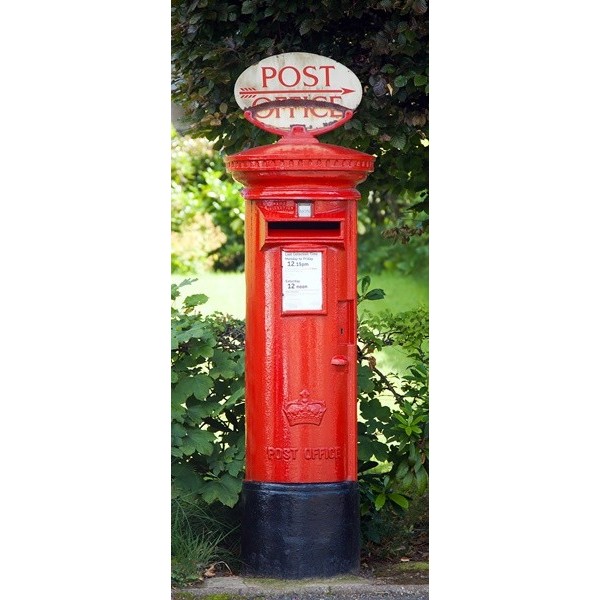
[
  {"x1": 1, "y1": 2, "x2": 599, "y2": 599},
  {"x1": 431, "y1": 2, "x2": 600, "y2": 598},
  {"x1": 1, "y1": 3, "x2": 171, "y2": 598}
]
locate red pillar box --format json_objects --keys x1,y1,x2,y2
[{"x1": 225, "y1": 53, "x2": 375, "y2": 579}]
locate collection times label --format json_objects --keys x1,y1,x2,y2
[{"x1": 282, "y1": 251, "x2": 323, "y2": 311}]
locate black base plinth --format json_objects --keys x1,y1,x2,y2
[{"x1": 241, "y1": 481, "x2": 360, "y2": 579}]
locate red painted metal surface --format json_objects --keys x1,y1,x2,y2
[{"x1": 225, "y1": 128, "x2": 374, "y2": 483}]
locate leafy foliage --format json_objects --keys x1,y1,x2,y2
[
  {"x1": 197, "y1": 169, "x2": 245, "y2": 271},
  {"x1": 171, "y1": 130, "x2": 245, "y2": 273},
  {"x1": 171, "y1": 279, "x2": 246, "y2": 507},
  {"x1": 356, "y1": 276, "x2": 429, "y2": 542},
  {"x1": 358, "y1": 189, "x2": 429, "y2": 276},
  {"x1": 171, "y1": 0, "x2": 428, "y2": 198}
]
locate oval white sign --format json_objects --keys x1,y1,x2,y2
[{"x1": 234, "y1": 52, "x2": 363, "y2": 132}]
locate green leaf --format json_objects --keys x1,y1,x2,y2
[
  {"x1": 360, "y1": 276, "x2": 371, "y2": 294},
  {"x1": 401, "y1": 472, "x2": 415, "y2": 488},
  {"x1": 388, "y1": 493, "x2": 409, "y2": 509},
  {"x1": 226, "y1": 457, "x2": 245, "y2": 477},
  {"x1": 173, "y1": 323, "x2": 212, "y2": 346},
  {"x1": 180, "y1": 439, "x2": 196, "y2": 456},
  {"x1": 172, "y1": 374, "x2": 213, "y2": 403},
  {"x1": 394, "y1": 75, "x2": 408, "y2": 88},
  {"x1": 358, "y1": 436, "x2": 375, "y2": 461},
  {"x1": 196, "y1": 343, "x2": 215, "y2": 359},
  {"x1": 358, "y1": 365, "x2": 375, "y2": 394},
  {"x1": 414, "y1": 74, "x2": 428, "y2": 87},
  {"x1": 408, "y1": 443, "x2": 419, "y2": 466},
  {"x1": 171, "y1": 399, "x2": 185, "y2": 421},
  {"x1": 173, "y1": 279, "x2": 196, "y2": 295},
  {"x1": 221, "y1": 473, "x2": 242, "y2": 494},
  {"x1": 171, "y1": 422, "x2": 187, "y2": 441},
  {"x1": 360, "y1": 398, "x2": 391, "y2": 421},
  {"x1": 258, "y1": 38, "x2": 273, "y2": 51},
  {"x1": 193, "y1": 374, "x2": 213, "y2": 400},
  {"x1": 183, "y1": 293, "x2": 208, "y2": 308},
  {"x1": 200, "y1": 473, "x2": 242, "y2": 507},
  {"x1": 210, "y1": 349, "x2": 236, "y2": 379},
  {"x1": 171, "y1": 331, "x2": 180, "y2": 350},
  {"x1": 241, "y1": 0, "x2": 255, "y2": 15},
  {"x1": 395, "y1": 462, "x2": 410, "y2": 479},
  {"x1": 390, "y1": 134, "x2": 407, "y2": 150},
  {"x1": 171, "y1": 463, "x2": 201, "y2": 493},
  {"x1": 186, "y1": 428, "x2": 215, "y2": 455},
  {"x1": 358, "y1": 436, "x2": 389, "y2": 462},
  {"x1": 394, "y1": 413, "x2": 408, "y2": 427},
  {"x1": 223, "y1": 385, "x2": 245, "y2": 408},
  {"x1": 374, "y1": 493, "x2": 386, "y2": 511},
  {"x1": 358, "y1": 460, "x2": 378, "y2": 473},
  {"x1": 415, "y1": 463, "x2": 428, "y2": 493},
  {"x1": 187, "y1": 400, "x2": 220, "y2": 422},
  {"x1": 364, "y1": 288, "x2": 385, "y2": 301},
  {"x1": 299, "y1": 20, "x2": 311, "y2": 35},
  {"x1": 364, "y1": 123, "x2": 379, "y2": 136}
]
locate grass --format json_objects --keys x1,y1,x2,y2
[
  {"x1": 171, "y1": 499, "x2": 236, "y2": 585},
  {"x1": 172, "y1": 270, "x2": 428, "y2": 376},
  {"x1": 357, "y1": 272, "x2": 428, "y2": 316},
  {"x1": 358, "y1": 272, "x2": 428, "y2": 375},
  {"x1": 172, "y1": 272, "x2": 246, "y2": 319},
  {"x1": 172, "y1": 271, "x2": 428, "y2": 320}
]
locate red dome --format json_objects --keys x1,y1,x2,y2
[{"x1": 225, "y1": 132, "x2": 375, "y2": 201}]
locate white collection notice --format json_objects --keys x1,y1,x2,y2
[{"x1": 282, "y1": 251, "x2": 323, "y2": 312}]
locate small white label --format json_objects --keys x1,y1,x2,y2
[
  {"x1": 282, "y1": 251, "x2": 323, "y2": 312},
  {"x1": 297, "y1": 202, "x2": 312, "y2": 218}
]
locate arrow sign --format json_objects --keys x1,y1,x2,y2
[
  {"x1": 234, "y1": 52, "x2": 363, "y2": 132},
  {"x1": 239, "y1": 87, "x2": 356, "y2": 98}
]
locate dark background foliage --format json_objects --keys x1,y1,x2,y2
[{"x1": 171, "y1": 0, "x2": 428, "y2": 200}]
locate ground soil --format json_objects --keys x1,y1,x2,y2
[{"x1": 360, "y1": 526, "x2": 429, "y2": 585}]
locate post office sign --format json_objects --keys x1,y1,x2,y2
[{"x1": 234, "y1": 52, "x2": 363, "y2": 132}]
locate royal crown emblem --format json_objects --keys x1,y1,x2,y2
[{"x1": 283, "y1": 389, "x2": 326, "y2": 426}]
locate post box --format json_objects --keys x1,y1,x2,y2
[{"x1": 225, "y1": 53, "x2": 375, "y2": 579}]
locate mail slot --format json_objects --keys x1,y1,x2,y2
[
  {"x1": 266, "y1": 220, "x2": 342, "y2": 241},
  {"x1": 268, "y1": 220, "x2": 341, "y2": 231}
]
